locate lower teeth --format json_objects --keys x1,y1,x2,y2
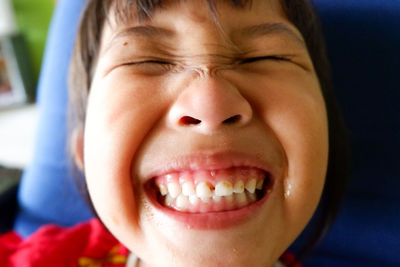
[{"x1": 163, "y1": 191, "x2": 260, "y2": 213}]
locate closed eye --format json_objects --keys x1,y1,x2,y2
[
  {"x1": 123, "y1": 59, "x2": 174, "y2": 66},
  {"x1": 239, "y1": 56, "x2": 290, "y2": 64},
  {"x1": 118, "y1": 59, "x2": 177, "y2": 75}
]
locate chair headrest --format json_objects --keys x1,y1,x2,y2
[{"x1": 14, "y1": 0, "x2": 93, "y2": 237}]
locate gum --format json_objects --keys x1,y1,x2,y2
[{"x1": 156, "y1": 167, "x2": 266, "y2": 187}]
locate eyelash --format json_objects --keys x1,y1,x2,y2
[
  {"x1": 124, "y1": 59, "x2": 173, "y2": 66},
  {"x1": 121, "y1": 55, "x2": 289, "y2": 70},
  {"x1": 239, "y1": 56, "x2": 289, "y2": 64}
]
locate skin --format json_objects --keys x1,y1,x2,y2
[{"x1": 75, "y1": 1, "x2": 329, "y2": 266}]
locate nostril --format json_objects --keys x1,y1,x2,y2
[
  {"x1": 179, "y1": 116, "x2": 202, "y2": 125},
  {"x1": 223, "y1": 115, "x2": 241, "y2": 124}
]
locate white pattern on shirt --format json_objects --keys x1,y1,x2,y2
[{"x1": 126, "y1": 253, "x2": 288, "y2": 267}]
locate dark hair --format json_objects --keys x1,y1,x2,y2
[{"x1": 69, "y1": 0, "x2": 349, "y2": 261}]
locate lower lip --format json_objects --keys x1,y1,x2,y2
[{"x1": 145, "y1": 184, "x2": 271, "y2": 230}]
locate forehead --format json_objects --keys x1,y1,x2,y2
[{"x1": 101, "y1": 0, "x2": 303, "y2": 49}]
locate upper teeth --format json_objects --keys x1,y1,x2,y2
[
  {"x1": 167, "y1": 182, "x2": 181, "y2": 198},
  {"x1": 157, "y1": 178, "x2": 264, "y2": 200},
  {"x1": 215, "y1": 181, "x2": 233, "y2": 196},
  {"x1": 182, "y1": 182, "x2": 196, "y2": 196},
  {"x1": 233, "y1": 180, "x2": 244, "y2": 193},
  {"x1": 245, "y1": 179, "x2": 257, "y2": 194},
  {"x1": 196, "y1": 182, "x2": 213, "y2": 199}
]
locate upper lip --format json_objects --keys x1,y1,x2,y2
[{"x1": 144, "y1": 150, "x2": 275, "y2": 180}]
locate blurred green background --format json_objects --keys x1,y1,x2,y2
[{"x1": 11, "y1": 0, "x2": 55, "y2": 86}]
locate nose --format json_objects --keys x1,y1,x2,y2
[{"x1": 167, "y1": 75, "x2": 253, "y2": 134}]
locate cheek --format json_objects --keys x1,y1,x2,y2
[
  {"x1": 246, "y1": 71, "x2": 329, "y2": 234},
  {"x1": 280, "y1": 87, "x2": 328, "y2": 228},
  {"x1": 271, "y1": 86, "x2": 328, "y2": 198},
  {"x1": 83, "y1": 74, "x2": 167, "y2": 241}
]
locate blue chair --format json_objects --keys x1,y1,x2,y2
[
  {"x1": 14, "y1": 0, "x2": 93, "y2": 236},
  {"x1": 13, "y1": 0, "x2": 400, "y2": 266}
]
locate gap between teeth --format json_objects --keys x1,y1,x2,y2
[{"x1": 158, "y1": 179, "x2": 264, "y2": 200}]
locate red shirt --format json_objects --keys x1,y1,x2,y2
[{"x1": 0, "y1": 219, "x2": 302, "y2": 267}]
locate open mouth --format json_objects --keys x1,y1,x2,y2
[{"x1": 147, "y1": 167, "x2": 273, "y2": 214}]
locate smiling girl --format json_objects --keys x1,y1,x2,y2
[{"x1": 1, "y1": 1, "x2": 348, "y2": 266}]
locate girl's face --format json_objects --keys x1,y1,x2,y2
[{"x1": 81, "y1": 1, "x2": 328, "y2": 266}]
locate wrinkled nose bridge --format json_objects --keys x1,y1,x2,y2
[
  {"x1": 189, "y1": 61, "x2": 232, "y2": 78},
  {"x1": 184, "y1": 53, "x2": 237, "y2": 77},
  {"x1": 167, "y1": 73, "x2": 253, "y2": 133}
]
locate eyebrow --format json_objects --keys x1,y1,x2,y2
[
  {"x1": 113, "y1": 25, "x2": 174, "y2": 40},
  {"x1": 238, "y1": 23, "x2": 306, "y2": 47},
  {"x1": 104, "y1": 22, "x2": 305, "y2": 54}
]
